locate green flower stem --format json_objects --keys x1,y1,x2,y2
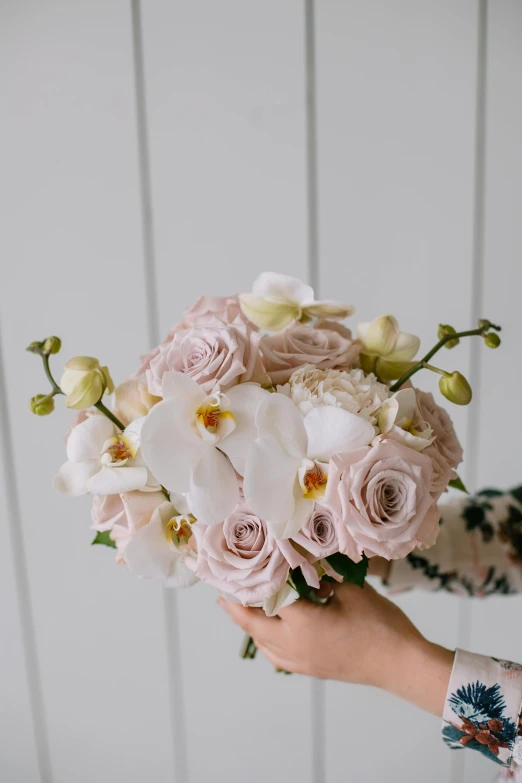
[
  {"x1": 422, "y1": 363, "x2": 447, "y2": 376},
  {"x1": 390, "y1": 327, "x2": 492, "y2": 392},
  {"x1": 93, "y1": 400, "x2": 126, "y2": 431},
  {"x1": 240, "y1": 635, "x2": 258, "y2": 660},
  {"x1": 42, "y1": 354, "x2": 63, "y2": 395}
]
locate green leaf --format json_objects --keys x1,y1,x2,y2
[
  {"x1": 290, "y1": 567, "x2": 314, "y2": 599},
  {"x1": 91, "y1": 530, "x2": 116, "y2": 549},
  {"x1": 326, "y1": 553, "x2": 368, "y2": 587},
  {"x1": 448, "y1": 476, "x2": 469, "y2": 494}
]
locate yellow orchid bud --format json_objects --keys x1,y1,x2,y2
[
  {"x1": 484, "y1": 332, "x2": 501, "y2": 349},
  {"x1": 42, "y1": 336, "x2": 62, "y2": 355},
  {"x1": 439, "y1": 371, "x2": 472, "y2": 406},
  {"x1": 437, "y1": 324, "x2": 460, "y2": 349},
  {"x1": 239, "y1": 294, "x2": 299, "y2": 331},
  {"x1": 362, "y1": 315, "x2": 399, "y2": 356},
  {"x1": 60, "y1": 356, "x2": 114, "y2": 410},
  {"x1": 29, "y1": 394, "x2": 55, "y2": 416}
]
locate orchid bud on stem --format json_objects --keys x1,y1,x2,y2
[{"x1": 389, "y1": 318, "x2": 502, "y2": 399}]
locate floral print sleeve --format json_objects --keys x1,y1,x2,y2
[
  {"x1": 387, "y1": 486, "x2": 522, "y2": 596},
  {"x1": 442, "y1": 650, "x2": 522, "y2": 771}
]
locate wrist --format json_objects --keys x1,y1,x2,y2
[{"x1": 385, "y1": 637, "x2": 454, "y2": 717}]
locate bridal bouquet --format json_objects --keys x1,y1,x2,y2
[{"x1": 28, "y1": 273, "x2": 501, "y2": 657}]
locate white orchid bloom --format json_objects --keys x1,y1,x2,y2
[
  {"x1": 54, "y1": 415, "x2": 159, "y2": 497},
  {"x1": 124, "y1": 501, "x2": 198, "y2": 588},
  {"x1": 356, "y1": 315, "x2": 420, "y2": 383},
  {"x1": 239, "y1": 272, "x2": 354, "y2": 331},
  {"x1": 140, "y1": 371, "x2": 269, "y2": 525},
  {"x1": 377, "y1": 388, "x2": 434, "y2": 451},
  {"x1": 243, "y1": 392, "x2": 374, "y2": 539}
]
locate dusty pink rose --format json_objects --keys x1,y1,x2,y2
[
  {"x1": 324, "y1": 440, "x2": 440, "y2": 560},
  {"x1": 415, "y1": 389, "x2": 463, "y2": 471},
  {"x1": 183, "y1": 295, "x2": 245, "y2": 327},
  {"x1": 134, "y1": 324, "x2": 181, "y2": 379},
  {"x1": 91, "y1": 490, "x2": 165, "y2": 562},
  {"x1": 146, "y1": 316, "x2": 265, "y2": 396},
  {"x1": 261, "y1": 322, "x2": 360, "y2": 385},
  {"x1": 291, "y1": 504, "x2": 340, "y2": 562},
  {"x1": 191, "y1": 501, "x2": 293, "y2": 605},
  {"x1": 423, "y1": 443, "x2": 453, "y2": 499}
]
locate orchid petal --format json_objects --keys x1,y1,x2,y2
[
  {"x1": 161, "y1": 370, "x2": 206, "y2": 408},
  {"x1": 219, "y1": 384, "x2": 270, "y2": 475},
  {"x1": 54, "y1": 460, "x2": 99, "y2": 496},
  {"x1": 387, "y1": 331, "x2": 420, "y2": 361},
  {"x1": 252, "y1": 271, "x2": 314, "y2": 306},
  {"x1": 243, "y1": 435, "x2": 300, "y2": 524},
  {"x1": 304, "y1": 300, "x2": 354, "y2": 319},
  {"x1": 66, "y1": 416, "x2": 114, "y2": 462},
  {"x1": 124, "y1": 502, "x2": 175, "y2": 579},
  {"x1": 304, "y1": 406, "x2": 374, "y2": 462},
  {"x1": 255, "y1": 392, "x2": 307, "y2": 460},
  {"x1": 266, "y1": 492, "x2": 315, "y2": 540},
  {"x1": 164, "y1": 557, "x2": 199, "y2": 589},
  {"x1": 263, "y1": 583, "x2": 298, "y2": 617},
  {"x1": 239, "y1": 294, "x2": 298, "y2": 331},
  {"x1": 187, "y1": 448, "x2": 239, "y2": 525},
  {"x1": 87, "y1": 465, "x2": 149, "y2": 495},
  {"x1": 140, "y1": 397, "x2": 205, "y2": 493}
]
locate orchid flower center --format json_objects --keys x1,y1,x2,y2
[
  {"x1": 100, "y1": 434, "x2": 137, "y2": 467},
  {"x1": 166, "y1": 514, "x2": 195, "y2": 550},
  {"x1": 195, "y1": 394, "x2": 236, "y2": 444},
  {"x1": 298, "y1": 459, "x2": 328, "y2": 500}
]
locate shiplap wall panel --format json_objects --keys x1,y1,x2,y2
[
  {"x1": 314, "y1": 2, "x2": 478, "y2": 781},
  {"x1": 0, "y1": 3, "x2": 176, "y2": 782},
  {"x1": 0, "y1": 359, "x2": 41, "y2": 781},
  {"x1": 140, "y1": 2, "x2": 313, "y2": 781},
  {"x1": 465, "y1": 2, "x2": 522, "y2": 781}
]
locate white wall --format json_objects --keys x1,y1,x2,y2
[{"x1": 1, "y1": 2, "x2": 520, "y2": 782}]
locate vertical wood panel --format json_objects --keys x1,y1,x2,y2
[
  {"x1": 314, "y1": 2, "x2": 478, "y2": 780},
  {"x1": 0, "y1": 333, "x2": 43, "y2": 782},
  {"x1": 140, "y1": 2, "x2": 313, "y2": 781},
  {"x1": 466, "y1": 2, "x2": 522, "y2": 781},
  {"x1": 0, "y1": 3, "x2": 176, "y2": 781}
]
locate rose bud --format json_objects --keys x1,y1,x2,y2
[
  {"x1": 60, "y1": 356, "x2": 114, "y2": 410},
  {"x1": 439, "y1": 371, "x2": 472, "y2": 406}
]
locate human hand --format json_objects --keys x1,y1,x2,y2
[{"x1": 219, "y1": 581, "x2": 454, "y2": 717}]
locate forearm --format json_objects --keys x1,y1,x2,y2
[{"x1": 381, "y1": 637, "x2": 454, "y2": 718}]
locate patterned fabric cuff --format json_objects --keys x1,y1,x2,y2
[{"x1": 442, "y1": 649, "x2": 522, "y2": 768}]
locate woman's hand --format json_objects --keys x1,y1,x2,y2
[{"x1": 219, "y1": 581, "x2": 454, "y2": 717}]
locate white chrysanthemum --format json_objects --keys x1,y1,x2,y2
[{"x1": 278, "y1": 364, "x2": 391, "y2": 423}]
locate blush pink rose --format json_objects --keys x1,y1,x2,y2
[
  {"x1": 91, "y1": 490, "x2": 165, "y2": 562},
  {"x1": 415, "y1": 389, "x2": 463, "y2": 471},
  {"x1": 191, "y1": 501, "x2": 294, "y2": 605},
  {"x1": 261, "y1": 321, "x2": 360, "y2": 385},
  {"x1": 146, "y1": 316, "x2": 265, "y2": 396},
  {"x1": 324, "y1": 440, "x2": 440, "y2": 560},
  {"x1": 291, "y1": 504, "x2": 340, "y2": 562},
  {"x1": 423, "y1": 443, "x2": 454, "y2": 499},
  {"x1": 183, "y1": 295, "x2": 245, "y2": 327}
]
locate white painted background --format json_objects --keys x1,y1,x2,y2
[{"x1": 1, "y1": 2, "x2": 521, "y2": 782}]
